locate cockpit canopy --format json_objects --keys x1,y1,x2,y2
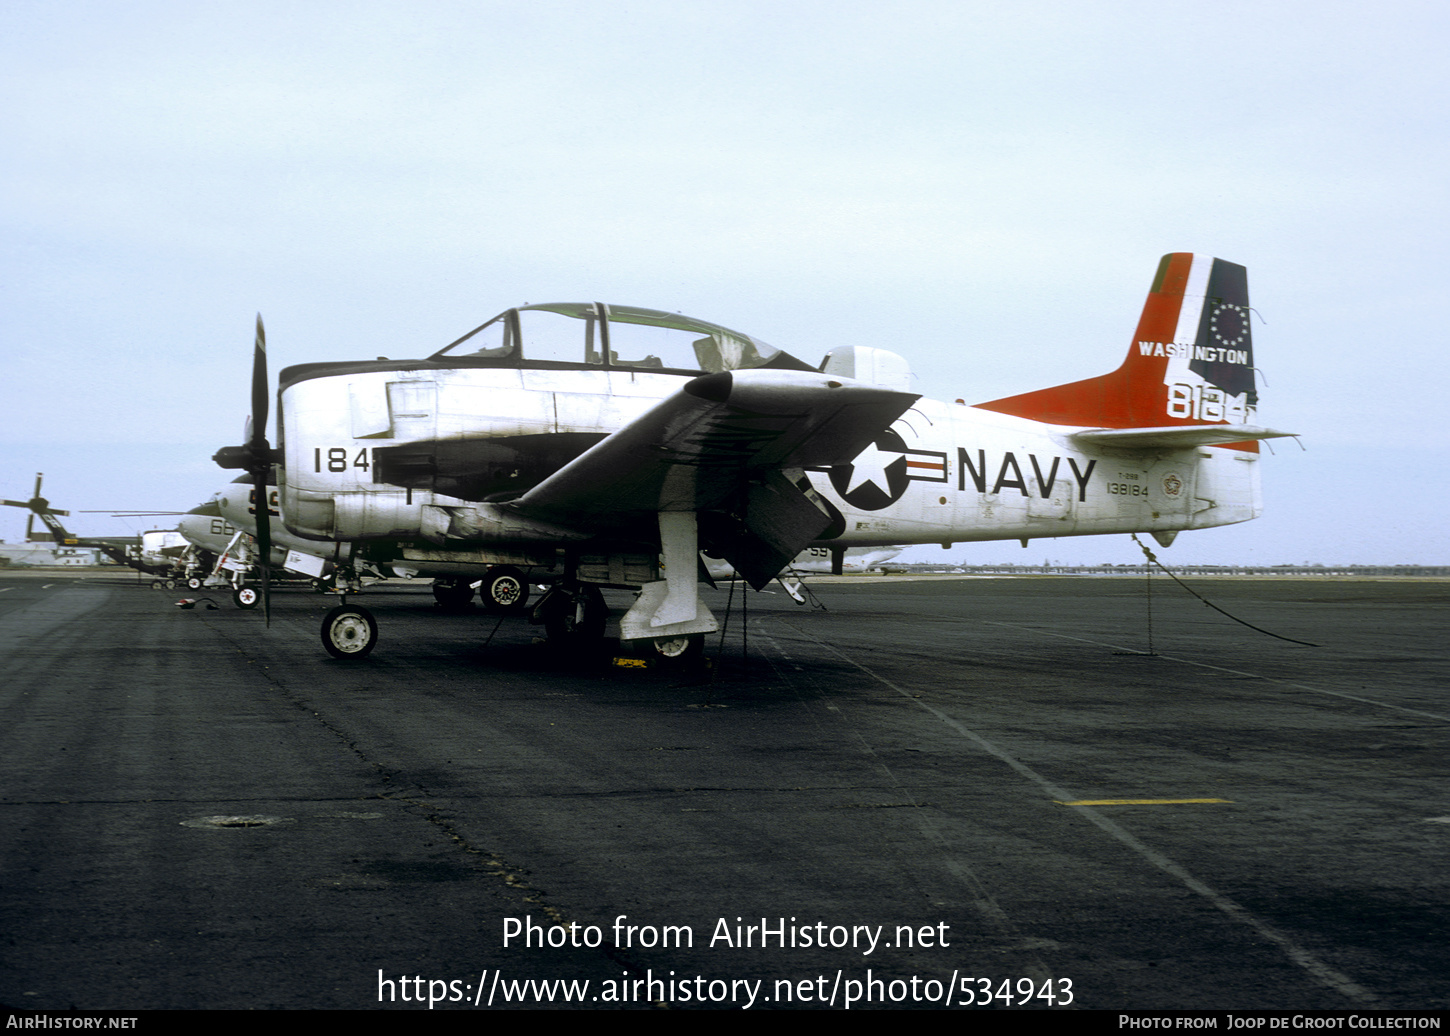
[{"x1": 429, "y1": 303, "x2": 799, "y2": 374}]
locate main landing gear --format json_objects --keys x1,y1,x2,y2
[
  {"x1": 430, "y1": 567, "x2": 534, "y2": 614},
  {"x1": 431, "y1": 577, "x2": 475, "y2": 610},
  {"x1": 320, "y1": 564, "x2": 547, "y2": 660},
  {"x1": 311, "y1": 581, "x2": 701, "y2": 666},
  {"x1": 650, "y1": 633, "x2": 704, "y2": 662},
  {"x1": 481, "y1": 566, "x2": 530, "y2": 614},
  {"x1": 538, "y1": 584, "x2": 606, "y2": 648}
]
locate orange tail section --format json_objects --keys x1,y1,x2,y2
[{"x1": 976, "y1": 253, "x2": 1261, "y2": 451}]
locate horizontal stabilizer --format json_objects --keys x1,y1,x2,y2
[{"x1": 1070, "y1": 425, "x2": 1296, "y2": 449}]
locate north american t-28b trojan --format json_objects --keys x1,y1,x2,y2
[{"x1": 215, "y1": 253, "x2": 1293, "y2": 659}]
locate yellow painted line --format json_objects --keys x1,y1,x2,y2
[{"x1": 1057, "y1": 798, "x2": 1233, "y2": 806}]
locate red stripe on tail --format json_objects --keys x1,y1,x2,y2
[{"x1": 975, "y1": 253, "x2": 1261, "y2": 452}]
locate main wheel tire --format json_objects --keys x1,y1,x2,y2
[
  {"x1": 233, "y1": 586, "x2": 260, "y2": 609},
  {"x1": 187, "y1": 577, "x2": 203, "y2": 590},
  {"x1": 481, "y1": 566, "x2": 530, "y2": 614},
  {"x1": 321, "y1": 605, "x2": 378, "y2": 659},
  {"x1": 544, "y1": 585, "x2": 606, "y2": 646},
  {"x1": 150, "y1": 579, "x2": 164, "y2": 590},
  {"x1": 652, "y1": 633, "x2": 704, "y2": 661},
  {"x1": 431, "y1": 578, "x2": 474, "y2": 609}
]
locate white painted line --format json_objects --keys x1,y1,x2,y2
[{"x1": 781, "y1": 621, "x2": 1379, "y2": 1006}]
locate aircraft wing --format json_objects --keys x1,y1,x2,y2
[
  {"x1": 508, "y1": 369, "x2": 919, "y2": 526},
  {"x1": 1069, "y1": 425, "x2": 1297, "y2": 450}
]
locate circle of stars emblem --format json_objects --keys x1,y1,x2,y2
[{"x1": 1210, "y1": 303, "x2": 1249, "y2": 348}]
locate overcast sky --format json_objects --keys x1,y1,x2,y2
[{"x1": 3, "y1": 0, "x2": 1446, "y2": 566}]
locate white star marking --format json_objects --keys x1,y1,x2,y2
[{"x1": 845, "y1": 442, "x2": 902, "y2": 497}]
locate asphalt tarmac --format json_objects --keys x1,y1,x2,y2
[{"x1": 1, "y1": 569, "x2": 1446, "y2": 1011}]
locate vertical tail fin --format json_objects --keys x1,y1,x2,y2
[{"x1": 976, "y1": 253, "x2": 1262, "y2": 450}]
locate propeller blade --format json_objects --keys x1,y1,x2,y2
[
  {"x1": 214, "y1": 318, "x2": 276, "y2": 472},
  {"x1": 251, "y1": 315, "x2": 272, "y2": 627},
  {"x1": 213, "y1": 315, "x2": 278, "y2": 626},
  {"x1": 250, "y1": 314, "x2": 268, "y2": 451},
  {"x1": 254, "y1": 481, "x2": 272, "y2": 628}
]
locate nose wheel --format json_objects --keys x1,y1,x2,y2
[{"x1": 321, "y1": 605, "x2": 378, "y2": 659}]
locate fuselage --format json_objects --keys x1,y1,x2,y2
[
  {"x1": 276, "y1": 364, "x2": 1260, "y2": 550},
  {"x1": 177, "y1": 494, "x2": 291, "y2": 570},
  {"x1": 211, "y1": 261, "x2": 1285, "y2": 655}
]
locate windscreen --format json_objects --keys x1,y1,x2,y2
[{"x1": 430, "y1": 302, "x2": 788, "y2": 374}]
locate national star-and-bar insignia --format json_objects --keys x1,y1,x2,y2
[{"x1": 824, "y1": 430, "x2": 949, "y2": 511}]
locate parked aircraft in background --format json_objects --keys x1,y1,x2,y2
[
  {"x1": 136, "y1": 529, "x2": 194, "y2": 583},
  {"x1": 702, "y1": 544, "x2": 901, "y2": 582},
  {"x1": 175, "y1": 487, "x2": 287, "y2": 605},
  {"x1": 178, "y1": 473, "x2": 545, "y2": 613},
  {"x1": 702, "y1": 545, "x2": 904, "y2": 604},
  {"x1": 216, "y1": 253, "x2": 1293, "y2": 659},
  {"x1": 783, "y1": 546, "x2": 903, "y2": 575},
  {"x1": 2, "y1": 473, "x2": 183, "y2": 578}
]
